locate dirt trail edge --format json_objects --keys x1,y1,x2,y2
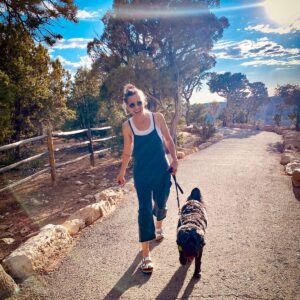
[{"x1": 11, "y1": 130, "x2": 300, "y2": 300}]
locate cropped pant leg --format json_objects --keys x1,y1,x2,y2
[
  {"x1": 135, "y1": 184, "x2": 156, "y2": 243},
  {"x1": 153, "y1": 173, "x2": 171, "y2": 221}
]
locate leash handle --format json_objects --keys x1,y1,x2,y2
[{"x1": 172, "y1": 174, "x2": 184, "y2": 214}]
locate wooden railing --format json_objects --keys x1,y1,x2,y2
[{"x1": 0, "y1": 127, "x2": 115, "y2": 193}]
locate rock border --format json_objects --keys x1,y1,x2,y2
[
  {"x1": 280, "y1": 130, "x2": 300, "y2": 188},
  {"x1": 1, "y1": 183, "x2": 135, "y2": 285}
]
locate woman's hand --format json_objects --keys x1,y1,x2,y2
[
  {"x1": 117, "y1": 172, "x2": 126, "y2": 186},
  {"x1": 169, "y1": 159, "x2": 178, "y2": 176}
]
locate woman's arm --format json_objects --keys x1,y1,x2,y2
[
  {"x1": 156, "y1": 113, "x2": 178, "y2": 175},
  {"x1": 117, "y1": 122, "x2": 133, "y2": 185}
]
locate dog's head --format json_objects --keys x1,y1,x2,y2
[
  {"x1": 187, "y1": 187, "x2": 202, "y2": 202},
  {"x1": 177, "y1": 228, "x2": 204, "y2": 262}
]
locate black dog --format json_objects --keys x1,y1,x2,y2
[{"x1": 176, "y1": 187, "x2": 207, "y2": 279}]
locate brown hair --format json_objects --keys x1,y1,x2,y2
[{"x1": 123, "y1": 83, "x2": 146, "y2": 104}]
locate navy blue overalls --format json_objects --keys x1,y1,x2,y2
[{"x1": 128, "y1": 113, "x2": 171, "y2": 242}]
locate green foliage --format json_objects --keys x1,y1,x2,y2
[
  {"x1": 0, "y1": 70, "x2": 14, "y2": 141},
  {"x1": 177, "y1": 132, "x2": 184, "y2": 147},
  {"x1": 273, "y1": 114, "x2": 281, "y2": 127},
  {"x1": 0, "y1": 24, "x2": 74, "y2": 145},
  {"x1": 276, "y1": 84, "x2": 300, "y2": 130},
  {"x1": 188, "y1": 103, "x2": 207, "y2": 125},
  {"x1": 0, "y1": 0, "x2": 78, "y2": 45},
  {"x1": 67, "y1": 67, "x2": 101, "y2": 129},
  {"x1": 201, "y1": 124, "x2": 216, "y2": 141}
]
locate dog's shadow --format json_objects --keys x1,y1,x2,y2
[
  {"x1": 155, "y1": 263, "x2": 199, "y2": 300},
  {"x1": 102, "y1": 242, "x2": 159, "y2": 300}
]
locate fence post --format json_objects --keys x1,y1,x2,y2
[
  {"x1": 47, "y1": 128, "x2": 56, "y2": 184},
  {"x1": 87, "y1": 127, "x2": 95, "y2": 167}
]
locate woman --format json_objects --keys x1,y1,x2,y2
[{"x1": 117, "y1": 84, "x2": 178, "y2": 274}]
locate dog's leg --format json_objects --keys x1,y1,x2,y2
[
  {"x1": 193, "y1": 247, "x2": 203, "y2": 279},
  {"x1": 179, "y1": 251, "x2": 187, "y2": 265}
]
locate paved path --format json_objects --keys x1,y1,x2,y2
[{"x1": 17, "y1": 130, "x2": 300, "y2": 300}]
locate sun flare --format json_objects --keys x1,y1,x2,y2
[{"x1": 263, "y1": 0, "x2": 300, "y2": 25}]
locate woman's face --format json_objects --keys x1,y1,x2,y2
[{"x1": 127, "y1": 94, "x2": 144, "y2": 115}]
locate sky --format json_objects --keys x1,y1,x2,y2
[{"x1": 48, "y1": 0, "x2": 300, "y2": 103}]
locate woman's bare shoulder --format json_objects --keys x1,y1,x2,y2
[
  {"x1": 122, "y1": 120, "x2": 131, "y2": 133},
  {"x1": 153, "y1": 112, "x2": 165, "y2": 125}
]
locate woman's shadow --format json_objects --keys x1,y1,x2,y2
[
  {"x1": 155, "y1": 264, "x2": 199, "y2": 300},
  {"x1": 103, "y1": 242, "x2": 159, "y2": 300},
  {"x1": 103, "y1": 241, "x2": 200, "y2": 300}
]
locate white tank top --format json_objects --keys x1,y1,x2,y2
[{"x1": 129, "y1": 113, "x2": 163, "y2": 141}]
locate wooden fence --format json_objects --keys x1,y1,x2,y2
[{"x1": 0, "y1": 127, "x2": 115, "y2": 193}]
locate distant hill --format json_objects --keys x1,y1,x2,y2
[{"x1": 203, "y1": 97, "x2": 294, "y2": 126}]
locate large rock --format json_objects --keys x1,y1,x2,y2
[
  {"x1": 66, "y1": 203, "x2": 102, "y2": 227},
  {"x1": 62, "y1": 218, "x2": 85, "y2": 235},
  {"x1": 292, "y1": 169, "x2": 300, "y2": 187},
  {"x1": 94, "y1": 188, "x2": 123, "y2": 204},
  {"x1": 3, "y1": 225, "x2": 72, "y2": 280},
  {"x1": 0, "y1": 264, "x2": 19, "y2": 299},
  {"x1": 177, "y1": 151, "x2": 185, "y2": 159},
  {"x1": 285, "y1": 160, "x2": 300, "y2": 175},
  {"x1": 98, "y1": 200, "x2": 116, "y2": 217}
]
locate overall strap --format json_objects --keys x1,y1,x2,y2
[
  {"x1": 152, "y1": 113, "x2": 156, "y2": 129},
  {"x1": 127, "y1": 119, "x2": 135, "y2": 135}
]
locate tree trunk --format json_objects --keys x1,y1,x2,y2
[
  {"x1": 170, "y1": 79, "x2": 182, "y2": 146},
  {"x1": 185, "y1": 100, "x2": 190, "y2": 126}
]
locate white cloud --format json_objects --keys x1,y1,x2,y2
[
  {"x1": 241, "y1": 59, "x2": 300, "y2": 67},
  {"x1": 214, "y1": 38, "x2": 299, "y2": 60},
  {"x1": 77, "y1": 9, "x2": 100, "y2": 20},
  {"x1": 245, "y1": 20, "x2": 300, "y2": 34},
  {"x1": 51, "y1": 38, "x2": 93, "y2": 50},
  {"x1": 55, "y1": 55, "x2": 93, "y2": 70}
]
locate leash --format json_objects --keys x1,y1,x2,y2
[{"x1": 171, "y1": 174, "x2": 184, "y2": 215}]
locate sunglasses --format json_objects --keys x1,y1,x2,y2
[{"x1": 128, "y1": 100, "x2": 143, "y2": 109}]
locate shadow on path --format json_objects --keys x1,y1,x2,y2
[
  {"x1": 103, "y1": 242, "x2": 159, "y2": 300},
  {"x1": 155, "y1": 264, "x2": 196, "y2": 300}
]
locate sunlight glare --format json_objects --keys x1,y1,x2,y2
[{"x1": 264, "y1": 0, "x2": 300, "y2": 24}]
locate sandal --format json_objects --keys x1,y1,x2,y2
[
  {"x1": 141, "y1": 257, "x2": 153, "y2": 274},
  {"x1": 155, "y1": 229, "x2": 164, "y2": 242}
]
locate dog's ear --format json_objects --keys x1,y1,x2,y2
[{"x1": 189, "y1": 188, "x2": 201, "y2": 201}]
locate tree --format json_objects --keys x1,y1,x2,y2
[
  {"x1": 276, "y1": 84, "x2": 300, "y2": 131},
  {"x1": 42, "y1": 58, "x2": 74, "y2": 130},
  {"x1": 189, "y1": 103, "x2": 207, "y2": 125},
  {"x1": 0, "y1": 24, "x2": 73, "y2": 145},
  {"x1": 182, "y1": 54, "x2": 215, "y2": 126},
  {"x1": 0, "y1": 0, "x2": 78, "y2": 45},
  {"x1": 0, "y1": 70, "x2": 14, "y2": 142},
  {"x1": 207, "y1": 72, "x2": 249, "y2": 125},
  {"x1": 88, "y1": 1, "x2": 229, "y2": 143},
  {"x1": 243, "y1": 82, "x2": 268, "y2": 123},
  {"x1": 68, "y1": 67, "x2": 102, "y2": 129}
]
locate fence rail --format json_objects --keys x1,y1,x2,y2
[{"x1": 0, "y1": 126, "x2": 114, "y2": 193}]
